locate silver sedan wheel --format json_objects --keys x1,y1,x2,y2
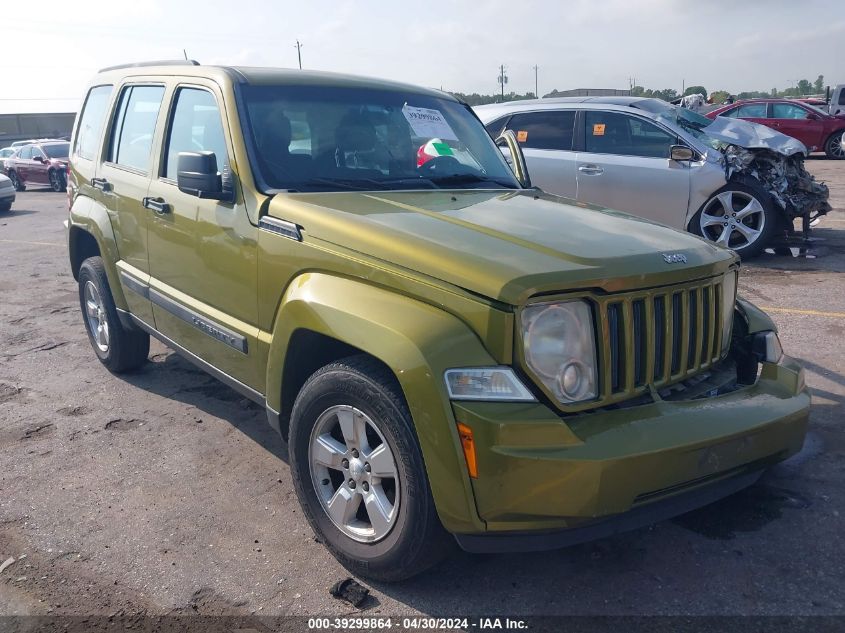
[
  {"x1": 309, "y1": 405, "x2": 400, "y2": 543},
  {"x1": 699, "y1": 190, "x2": 766, "y2": 251},
  {"x1": 84, "y1": 281, "x2": 110, "y2": 352}
]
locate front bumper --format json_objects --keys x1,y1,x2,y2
[
  {"x1": 0, "y1": 189, "x2": 14, "y2": 204},
  {"x1": 450, "y1": 355, "x2": 809, "y2": 548}
]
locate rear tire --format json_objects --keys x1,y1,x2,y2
[
  {"x1": 0, "y1": 201, "x2": 11, "y2": 212},
  {"x1": 689, "y1": 178, "x2": 778, "y2": 259},
  {"x1": 288, "y1": 355, "x2": 452, "y2": 581},
  {"x1": 824, "y1": 131, "x2": 845, "y2": 159},
  {"x1": 78, "y1": 256, "x2": 149, "y2": 373},
  {"x1": 8, "y1": 171, "x2": 25, "y2": 192}
]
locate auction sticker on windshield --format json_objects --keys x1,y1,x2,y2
[{"x1": 403, "y1": 105, "x2": 458, "y2": 140}]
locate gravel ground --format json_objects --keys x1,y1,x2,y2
[{"x1": 0, "y1": 160, "x2": 843, "y2": 624}]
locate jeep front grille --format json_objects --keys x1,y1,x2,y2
[{"x1": 598, "y1": 276, "x2": 724, "y2": 404}]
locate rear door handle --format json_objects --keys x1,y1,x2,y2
[
  {"x1": 143, "y1": 196, "x2": 171, "y2": 214},
  {"x1": 578, "y1": 164, "x2": 604, "y2": 175},
  {"x1": 91, "y1": 177, "x2": 112, "y2": 192}
]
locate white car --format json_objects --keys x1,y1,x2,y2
[{"x1": 0, "y1": 173, "x2": 15, "y2": 212}]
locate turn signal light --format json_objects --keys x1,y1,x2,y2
[{"x1": 457, "y1": 423, "x2": 478, "y2": 479}]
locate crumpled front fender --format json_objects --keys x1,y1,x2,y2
[{"x1": 265, "y1": 272, "x2": 494, "y2": 533}]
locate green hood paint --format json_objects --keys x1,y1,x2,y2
[{"x1": 268, "y1": 190, "x2": 737, "y2": 305}]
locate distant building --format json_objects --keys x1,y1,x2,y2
[
  {"x1": 543, "y1": 88, "x2": 631, "y2": 98},
  {"x1": 0, "y1": 112, "x2": 76, "y2": 146}
]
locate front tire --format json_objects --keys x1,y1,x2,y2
[
  {"x1": 824, "y1": 131, "x2": 845, "y2": 159},
  {"x1": 8, "y1": 170, "x2": 25, "y2": 192},
  {"x1": 78, "y1": 256, "x2": 150, "y2": 373},
  {"x1": 289, "y1": 356, "x2": 451, "y2": 582},
  {"x1": 49, "y1": 169, "x2": 66, "y2": 192},
  {"x1": 690, "y1": 179, "x2": 778, "y2": 259}
]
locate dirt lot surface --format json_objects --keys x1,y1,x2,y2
[{"x1": 1, "y1": 160, "x2": 843, "y2": 624}]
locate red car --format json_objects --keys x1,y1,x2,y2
[
  {"x1": 4, "y1": 141, "x2": 70, "y2": 191},
  {"x1": 706, "y1": 99, "x2": 845, "y2": 159}
]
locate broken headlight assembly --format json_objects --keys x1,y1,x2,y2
[
  {"x1": 521, "y1": 300, "x2": 598, "y2": 404},
  {"x1": 752, "y1": 331, "x2": 784, "y2": 364}
]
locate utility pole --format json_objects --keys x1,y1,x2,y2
[
  {"x1": 533, "y1": 65, "x2": 539, "y2": 98},
  {"x1": 183, "y1": 49, "x2": 189, "y2": 61},
  {"x1": 497, "y1": 64, "x2": 508, "y2": 102},
  {"x1": 294, "y1": 40, "x2": 303, "y2": 70}
]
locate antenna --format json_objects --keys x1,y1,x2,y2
[{"x1": 294, "y1": 40, "x2": 304, "y2": 70}]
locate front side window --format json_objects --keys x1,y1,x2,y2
[
  {"x1": 584, "y1": 111, "x2": 675, "y2": 158},
  {"x1": 74, "y1": 85, "x2": 112, "y2": 161},
  {"x1": 43, "y1": 143, "x2": 70, "y2": 159},
  {"x1": 163, "y1": 88, "x2": 229, "y2": 181},
  {"x1": 771, "y1": 103, "x2": 810, "y2": 119},
  {"x1": 109, "y1": 85, "x2": 165, "y2": 173},
  {"x1": 19, "y1": 146, "x2": 32, "y2": 160},
  {"x1": 240, "y1": 84, "x2": 519, "y2": 192},
  {"x1": 505, "y1": 111, "x2": 575, "y2": 151},
  {"x1": 31, "y1": 147, "x2": 46, "y2": 160},
  {"x1": 733, "y1": 103, "x2": 767, "y2": 118}
]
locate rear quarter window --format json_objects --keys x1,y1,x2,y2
[{"x1": 74, "y1": 85, "x2": 113, "y2": 161}]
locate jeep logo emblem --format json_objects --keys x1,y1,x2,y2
[{"x1": 662, "y1": 253, "x2": 687, "y2": 264}]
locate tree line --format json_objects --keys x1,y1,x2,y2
[{"x1": 452, "y1": 75, "x2": 829, "y2": 106}]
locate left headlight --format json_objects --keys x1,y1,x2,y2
[
  {"x1": 522, "y1": 300, "x2": 597, "y2": 404},
  {"x1": 721, "y1": 270, "x2": 738, "y2": 356}
]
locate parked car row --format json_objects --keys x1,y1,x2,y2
[
  {"x1": 476, "y1": 96, "x2": 831, "y2": 258},
  {"x1": 0, "y1": 139, "x2": 70, "y2": 193}
]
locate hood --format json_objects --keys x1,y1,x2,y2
[
  {"x1": 268, "y1": 190, "x2": 736, "y2": 305},
  {"x1": 704, "y1": 116, "x2": 808, "y2": 156}
]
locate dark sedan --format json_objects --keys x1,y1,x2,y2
[
  {"x1": 5, "y1": 141, "x2": 70, "y2": 191},
  {"x1": 706, "y1": 99, "x2": 845, "y2": 159}
]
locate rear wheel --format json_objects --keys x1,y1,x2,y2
[
  {"x1": 289, "y1": 356, "x2": 452, "y2": 581},
  {"x1": 8, "y1": 171, "x2": 25, "y2": 192},
  {"x1": 78, "y1": 256, "x2": 149, "y2": 373},
  {"x1": 824, "y1": 131, "x2": 845, "y2": 159},
  {"x1": 0, "y1": 201, "x2": 11, "y2": 212},
  {"x1": 690, "y1": 180, "x2": 778, "y2": 259}
]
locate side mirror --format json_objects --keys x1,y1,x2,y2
[
  {"x1": 494, "y1": 129, "x2": 532, "y2": 188},
  {"x1": 670, "y1": 145, "x2": 694, "y2": 161},
  {"x1": 177, "y1": 151, "x2": 233, "y2": 201},
  {"x1": 32, "y1": 155, "x2": 44, "y2": 163}
]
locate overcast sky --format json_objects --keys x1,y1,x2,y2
[{"x1": 2, "y1": 0, "x2": 843, "y2": 114}]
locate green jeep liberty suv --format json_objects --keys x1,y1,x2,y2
[{"x1": 67, "y1": 61, "x2": 810, "y2": 581}]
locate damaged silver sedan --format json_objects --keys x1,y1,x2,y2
[{"x1": 476, "y1": 97, "x2": 830, "y2": 258}]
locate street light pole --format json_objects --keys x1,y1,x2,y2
[
  {"x1": 533, "y1": 64, "x2": 538, "y2": 98},
  {"x1": 295, "y1": 40, "x2": 303, "y2": 69}
]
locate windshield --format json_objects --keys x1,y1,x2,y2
[
  {"x1": 42, "y1": 143, "x2": 70, "y2": 158},
  {"x1": 240, "y1": 84, "x2": 519, "y2": 192},
  {"x1": 635, "y1": 101, "x2": 726, "y2": 151}
]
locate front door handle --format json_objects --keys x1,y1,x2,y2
[
  {"x1": 143, "y1": 196, "x2": 171, "y2": 214},
  {"x1": 578, "y1": 164, "x2": 604, "y2": 175},
  {"x1": 91, "y1": 177, "x2": 112, "y2": 192}
]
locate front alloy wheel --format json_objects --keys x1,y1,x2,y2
[
  {"x1": 825, "y1": 131, "x2": 845, "y2": 159},
  {"x1": 309, "y1": 405, "x2": 400, "y2": 543},
  {"x1": 49, "y1": 169, "x2": 65, "y2": 192},
  {"x1": 693, "y1": 181, "x2": 777, "y2": 258}
]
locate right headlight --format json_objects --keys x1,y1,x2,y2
[{"x1": 522, "y1": 300, "x2": 597, "y2": 404}]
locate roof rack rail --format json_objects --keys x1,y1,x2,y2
[{"x1": 99, "y1": 59, "x2": 200, "y2": 73}]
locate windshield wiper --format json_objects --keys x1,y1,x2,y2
[{"x1": 426, "y1": 173, "x2": 517, "y2": 189}]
